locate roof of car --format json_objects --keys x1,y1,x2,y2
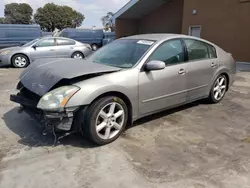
[{"x1": 123, "y1": 34, "x2": 187, "y2": 41}]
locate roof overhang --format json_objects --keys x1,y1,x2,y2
[{"x1": 113, "y1": 0, "x2": 169, "y2": 21}]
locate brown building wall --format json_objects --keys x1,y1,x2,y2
[
  {"x1": 115, "y1": 19, "x2": 138, "y2": 38},
  {"x1": 182, "y1": 0, "x2": 250, "y2": 61},
  {"x1": 116, "y1": 0, "x2": 250, "y2": 61},
  {"x1": 138, "y1": 0, "x2": 184, "y2": 34}
]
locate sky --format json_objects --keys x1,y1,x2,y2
[{"x1": 0, "y1": 0, "x2": 130, "y2": 27}]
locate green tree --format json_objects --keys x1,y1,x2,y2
[
  {"x1": 4, "y1": 3, "x2": 33, "y2": 24},
  {"x1": 34, "y1": 3, "x2": 84, "y2": 32},
  {"x1": 101, "y1": 12, "x2": 115, "y2": 31},
  {"x1": 0, "y1": 17, "x2": 5, "y2": 24}
]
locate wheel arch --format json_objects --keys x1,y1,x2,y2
[
  {"x1": 11, "y1": 53, "x2": 30, "y2": 64},
  {"x1": 71, "y1": 51, "x2": 85, "y2": 58},
  {"x1": 89, "y1": 91, "x2": 133, "y2": 127},
  {"x1": 220, "y1": 72, "x2": 230, "y2": 91},
  {"x1": 212, "y1": 68, "x2": 231, "y2": 91}
]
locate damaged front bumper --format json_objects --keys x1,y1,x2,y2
[{"x1": 10, "y1": 94, "x2": 79, "y2": 133}]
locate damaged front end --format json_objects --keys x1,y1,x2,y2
[{"x1": 10, "y1": 83, "x2": 82, "y2": 144}]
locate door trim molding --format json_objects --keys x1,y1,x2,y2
[
  {"x1": 142, "y1": 84, "x2": 208, "y2": 103},
  {"x1": 142, "y1": 90, "x2": 187, "y2": 103},
  {"x1": 187, "y1": 84, "x2": 208, "y2": 92}
]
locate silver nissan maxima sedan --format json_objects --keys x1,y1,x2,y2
[
  {"x1": 10, "y1": 34, "x2": 236, "y2": 145},
  {"x1": 0, "y1": 37, "x2": 92, "y2": 68}
]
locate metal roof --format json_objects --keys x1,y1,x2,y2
[
  {"x1": 122, "y1": 33, "x2": 186, "y2": 41},
  {"x1": 113, "y1": 0, "x2": 168, "y2": 21}
]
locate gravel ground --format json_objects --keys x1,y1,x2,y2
[{"x1": 0, "y1": 64, "x2": 250, "y2": 188}]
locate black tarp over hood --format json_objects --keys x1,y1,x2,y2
[{"x1": 20, "y1": 58, "x2": 121, "y2": 96}]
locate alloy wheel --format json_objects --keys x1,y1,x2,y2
[
  {"x1": 213, "y1": 76, "x2": 227, "y2": 101},
  {"x1": 73, "y1": 53, "x2": 83, "y2": 59},
  {"x1": 14, "y1": 56, "x2": 27, "y2": 67},
  {"x1": 95, "y1": 102, "x2": 125, "y2": 140}
]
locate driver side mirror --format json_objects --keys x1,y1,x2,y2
[
  {"x1": 145, "y1": 60, "x2": 165, "y2": 71},
  {"x1": 32, "y1": 44, "x2": 38, "y2": 49}
]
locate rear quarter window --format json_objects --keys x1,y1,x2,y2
[
  {"x1": 207, "y1": 44, "x2": 217, "y2": 58},
  {"x1": 57, "y1": 38, "x2": 75, "y2": 46}
]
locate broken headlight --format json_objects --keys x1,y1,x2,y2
[{"x1": 37, "y1": 86, "x2": 80, "y2": 111}]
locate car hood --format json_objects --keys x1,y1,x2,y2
[
  {"x1": 19, "y1": 58, "x2": 121, "y2": 96},
  {"x1": 0, "y1": 46, "x2": 22, "y2": 52}
]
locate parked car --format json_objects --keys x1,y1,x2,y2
[
  {"x1": 102, "y1": 32, "x2": 115, "y2": 46},
  {"x1": 0, "y1": 24, "x2": 42, "y2": 48},
  {"x1": 10, "y1": 34, "x2": 236, "y2": 145},
  {"x1": 56, "y1": 28, "x2": 104, "y2": 51},
  {"x1": 0, "y1": 37, "x2": 92, "y2": 68}
]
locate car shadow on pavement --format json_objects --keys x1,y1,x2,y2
[
  {"x1": 130, "y1": 100, "x2": 203, "y2": 129},
  {"x1": 0, "y1": 65, "x2": 12, "y2": 68},
  {"x1": 3, "y1": 107, "x2": 96, "y2": 148},
  {"x1": 3, "y1": 100, "x2": 208, "y2": 148}
]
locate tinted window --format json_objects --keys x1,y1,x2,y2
[
  {"x1": 184, "y1": 39, "x2": 210, "y2": 61},
  {"x1": 37, "y1": 38, "x2": 57, "y2": 47},
  {"x1": 6, "y1": 29, "x2": 39, "y2": 38},
  {"x1": 57, "y1": 38, "x2": 75, "y2": 46},
  {"x1": 207, "y1": 44, "x2": 217, "y2": 58},
  {"x1": 149, "y1": 39, "x2": 184, "y2": 65},
  {"x1": 89, "y1": 39, "x2": 154, "y2": 68}
]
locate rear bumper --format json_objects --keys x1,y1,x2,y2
[{"x1": 10, "y1": 94, "x2": 79, "y2": 132}]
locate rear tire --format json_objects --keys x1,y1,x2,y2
[
  {"x1": 208, "y1": 74, "x2": 228, "y2": 103},
  {"x1": 11, "y1": 54, "x2": 29, "y2": 68},
  {"x1": 81, "y1": 96, "x2": 128, "y2": 145},
  {"x1": 91, "y1": 44, "x2": 98, "y2": 51}
]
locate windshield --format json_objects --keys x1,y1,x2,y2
[
  {"x1": 23, "y1": 38, "x2": 40, "y2": 47},
  {"x1": 88, "y1": 39, "x2": 155, "y2": 68}
]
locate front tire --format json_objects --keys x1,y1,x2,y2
[
  {"x1": 82, "y1": 96, "x2": 128, "y2": 145},
  {"x1": 11, "y1": 54, "x2": 29, "y2": 68},
  {"x1": 208, "y1": 74, "x2": 228, "y2": 103},
  {"x1": 71, "y1": 52, "x2": 84, "y2": 59}
]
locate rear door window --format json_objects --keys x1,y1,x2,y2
[
  {"x1": 184, "y1": 39, "x2": 211, "y2": 61},
  {"x1": 57, "y1": 38, "x2": 75, "y2": 46}
]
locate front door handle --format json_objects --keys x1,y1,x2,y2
[
  {"x1": 178, "y1": 69, "x2": 186, "y2": 75},
  {"x1": 49, "y1": 49, "x2": 55, "y2": 51},
  {"x1": 211, "y1": 62, "x2": 217, "y2": 68}
]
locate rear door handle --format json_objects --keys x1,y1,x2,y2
[
  {"x1": 211, "y1": 62, "x2": 217, "y2": 68},
  {"x1": 49, "y1": 49, "x2": 55, "y2": 51},
  {"x1": 178, "y1": 69, "x2": 186, "y2": 75}
]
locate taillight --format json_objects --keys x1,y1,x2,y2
[{"x1": 228, "y1": 53, "x2": 235, "y2": 61}]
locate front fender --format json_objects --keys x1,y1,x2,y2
[
  {"x1": 65, "y1": 69, "x2": 140, "y2": 117},
  {"x1": 66, "y1": 85, "x2": 134, "y2": 107}
]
